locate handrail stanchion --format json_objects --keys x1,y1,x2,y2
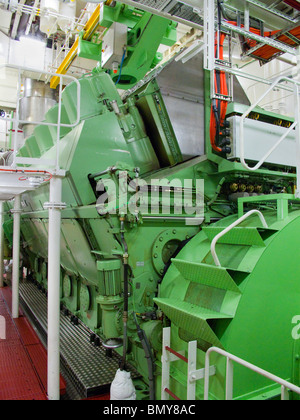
[
  {"x1": 204, "y1": 347, "x2": 300, "y2": 400},
  {"x1": 211, "y1": 210, "x2": 268, "y2": 267}
]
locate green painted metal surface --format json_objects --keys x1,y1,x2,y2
[
  {"x1": 7, "y1": 62, "x2": 300, "y2": 401},
  {"x1": 158, "y1": 210, "x2": 300, "y2": 399}
]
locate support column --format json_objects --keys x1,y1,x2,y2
[
  {"x1": 44, "y1": 176, "x2": 65, "y2": 401},
  {"x1": 0, "y1": 202, "x2": 4, "y2": 288},
  {"x1": 12, "y1": 195, "x2": 21, "y2": 319}
]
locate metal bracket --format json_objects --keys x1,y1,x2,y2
[
  {"x1": 10, "y1": 208, "x2": 23, "y2": 214},
  {"x1": 43, "y1": 202, "x2": 67, "y2": 211},
  {"x1": 189, "y1": 365, "x2": 216, "y2": 383}
]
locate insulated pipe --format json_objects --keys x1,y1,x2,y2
[
  {"x1": 45, "y1": 176, "x2": 65, "y2": 401},
  {"x1": 0, "y1": 202, "x2": 4, "y2": 288},
  {"x1": 12, "y1": 195, "x2": 21, "y2": 319}
]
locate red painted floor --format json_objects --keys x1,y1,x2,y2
[{"x1": 0, "y1": 287, "x2": 66, "y2": 400}]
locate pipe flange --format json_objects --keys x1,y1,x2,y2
[{"x1": 152, "y1": 229, "x2": 191, "y2": 275}]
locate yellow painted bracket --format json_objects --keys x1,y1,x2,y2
[{"x1": 50, "y1": 4, "x2": 102, "y2": 89}]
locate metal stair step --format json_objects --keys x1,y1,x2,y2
[
  {"x1": 202, "y1": 226, "x2": 269, "y2": 246},
  {"x1": 172, "y1": 259, "x2": 241, "y2": 294},
  {"x1": 154, "y1": 297, "x2": 232, "y2": 348}
]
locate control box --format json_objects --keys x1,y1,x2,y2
[{"x1": 101, "y1": 22, "x2": 127, "y2": 72}]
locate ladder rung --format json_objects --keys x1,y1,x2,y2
[
  {"x1": 165, "y1": 346, "x2": 188, "y2": 364},
  {"x1": 165, "y1": 388, "x2": 181, "y2": 401}
]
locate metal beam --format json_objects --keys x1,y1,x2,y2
[
  {"x1": 221, "y1": 21, "x2": 297, "y2": 56},
  {"x1": 50, "y1": 4, "x2": 102, "y2": 89},
  {"x1": 244, "y1": 0, "x2": 299, "y2": 23}
]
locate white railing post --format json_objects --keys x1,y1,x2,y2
[
  {"x1": 211, "y1": 210, "x2": 268, "y2": 267},
  {"x1": 0, "y1": 64, "x2": 81, "y2": 169},
  {"x1": 187, "y1": 340, "x2": 197, "y2": 400},
  {"x1": 204, "y1": 347, "x2": 300, "y2": 400},
  {"x1": 44, "y1": 175, "x2": 65, "y2": 400},
  {"x1": 161, "y1": 327, "x2": 171, "y2": 401},
  {"x1": 225, "y1": 358, "x2": 234, "y2": 400},
  {"x1": 11, "y1": 194, "x2": 22, "y2": 319}
]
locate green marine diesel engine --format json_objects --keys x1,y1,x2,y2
[{"x1": 5, "y1": 51, "x2": 300, "y2": 400}]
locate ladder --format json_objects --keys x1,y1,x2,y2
[
  {"x1": 161, "y1": 327, "x2": 216, "y2": 400},
  {"x1": 160, "y1": 327, "x2": 300, "y2": 400}
]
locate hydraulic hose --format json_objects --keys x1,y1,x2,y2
[{"x1": 133, "y1": 313, "x2": 155, "y2": 400}]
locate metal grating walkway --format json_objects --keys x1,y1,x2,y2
[{"x1": 19, "y1": 281, "x2": 140, "y2": 398}]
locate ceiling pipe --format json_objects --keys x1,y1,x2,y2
[
  {"x1": 11, "y1": 0, "x2": 26, "y2": 39},
  {"x1": 25, "y1": 0, "x2": 39, "y2": 35}
]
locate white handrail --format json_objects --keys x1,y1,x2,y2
[
  {"x1": 0, "y1": 64, "x2": 81, "y2": 171},
  {"x1": 204, "y1": 346, "x2": 300, "y2": 400},
  {"x1": 239, "y1": 76, "x2": 300, "y2": 172},
  {"x1": 211, "y1": 210, "x2": 268, "y2": 267}
]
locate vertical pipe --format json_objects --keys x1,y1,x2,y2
[
  {"x1": 56, "y1": 79, "x2": 63, "y2": 172},
  {"x1": 0, "y1": 201, "x2": 4, "y2": 288},
  {"x1": 244, "y1": 1, "x2": 250, "y2": 32},
  {"x1": 12, "y1": 70, "x2": 21, "y2": 169},
  {"x1": 9, "y1": 111, "x2": 14, "y2": 150},
  {"x1": 12, "y1": 195, "x2": 21, "y2": 319},
  {"x1": 46, "y1": 176, "x2": 63, "y2": 401}
]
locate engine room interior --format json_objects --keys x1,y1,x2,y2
[{"x1": 0, "y1": 0, "x2": 300, "y2": 403}]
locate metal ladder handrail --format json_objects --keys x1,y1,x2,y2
[
  {"x1": 204, "y1": 346, "x2": 300, "y2": 400},
  {"x1": 0, "y1": 63, "x2": 81, "y2": 172},
  {"x1": 239, "y1": 76, "x2": 300, "y2": 173},
  {"x1": 211, "y1": 210, "x2": 268, "y2": 267}
]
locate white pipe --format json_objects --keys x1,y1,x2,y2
[
  {"x1": 211, "y1": 210, "x2": 268, "y2": 267},
  {"x1": 46, "y1": 176, "x2": 64, "y2": 401},
  {"x1": 25, "y1": 0, "x2": 40, "y2": 36},
  {"x1": 11, "y1": 0, "x2": 26, "y2": 39},
  {"x1": 0, "y1": 202, "x2": 4, "y2": 288},
  {"x1": 12, "y1": 194, "x2": 21, "y2": 319}
]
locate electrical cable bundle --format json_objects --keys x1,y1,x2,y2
[{"x1": 210, "y1": 31, "x2": 229, "y2": 153}]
